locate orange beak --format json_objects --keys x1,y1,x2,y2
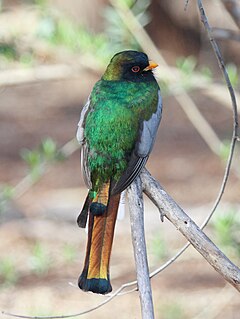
[{"x1": 143, "y1": 60, "x2": 158, "y2": 71}]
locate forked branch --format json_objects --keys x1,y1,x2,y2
[{"x1": 141, "y1": 169, "x2": 240, "y2": 292}]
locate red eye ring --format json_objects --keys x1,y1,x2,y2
[{"x1": 131, "y1": 66, "x2": 140, "y2": 73}]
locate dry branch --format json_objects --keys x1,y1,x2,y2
[
  {"x1": 212, "y1": 28, "x2": 240, "y2": 41},
  {"x1": 141, "y1": 169, "x2": 240, "y2": 292},
  {"x1": 127, "y1": 177, "x2": 155, "y2": 319},
  {"x1": 222, "y1": 0, "x2": 240, "y2": 29},
  {"x1": 0, "y1": 65, "x2": 79, "y2": 86}
]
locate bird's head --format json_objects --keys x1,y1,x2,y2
[{"x1": 102, "y1": 50, "x2": 158, "y2": 82}]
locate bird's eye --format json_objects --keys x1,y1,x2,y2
[{"x1": 131, "y1": 66, "x2": 140, "y2": 73}]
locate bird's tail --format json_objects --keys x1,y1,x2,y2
[{"x1": 78, "y1": 181, "x2": 120, "y2": 294}]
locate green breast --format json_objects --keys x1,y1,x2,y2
[{"x1": 85, "y1": 79, "x2": 159, "y2": 190}]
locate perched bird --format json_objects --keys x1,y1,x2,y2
[{"x1": 76, "y1": 50, "x2": 162, "y2": 294}]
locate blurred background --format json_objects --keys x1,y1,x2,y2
[{"x1": 0, "y1": 0, "x2": 240, "y2": 318}]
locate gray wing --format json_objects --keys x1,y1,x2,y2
[
  {"x1": 76, "y1": 97, "x2": 92, "y2": 189},
  {"x1": 76, "y1": 97, "x2": 90, "y2": 145},
  {"x1": 111, "y1": 90, "x2": 162, "y2": 195}
]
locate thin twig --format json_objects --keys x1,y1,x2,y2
[
  {"x1": 212, "y1": 28, "x2": 240, "y2": 41},
  {"x1": 198, "y1": 0, "x2": 239, "y2": 130},
  {"x1": 1, "y1": 280, "x2": 137, "y2": 319}
]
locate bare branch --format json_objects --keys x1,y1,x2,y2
[
  {"x1": 127, "y1": 177, "x2": 155, "y2": 319},
  {"x1": 198, "y1": 1, "x2": 238, "y2": 121},
  {"x1": 197, "y1": 0, "x2": 239, "y2": 163},
  {"x1": 0, "y1": 65, "x2": 79, "y2": 87},
  {"x1": 222, "y1": 0, "x2": 240, "y2": 29},
  {"x1": 141, "y1": 169, "x2": 240, "y2": 292},
  {"x1": 212, "y1": 27, "x2": 240, "y2": 41}
]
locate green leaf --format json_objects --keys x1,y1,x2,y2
[
  {"x1": 41, "y1": 138, "x2": 57, "y2": 160},
  {"x1": 0, "y1": 257, "x2": 18, "y2": 286},
  {"x1": 63, "y1": 244, "x2": 77, "y2": 263},
  {"x1": 29, "y1": 242, "x2": 51, "y2": 276},
  {"x1": 1, "y1": 184, "x2": 15, "y2": 200},
  {"x1": 149, "y1": 233, "x2": 167, "y2": 262},
  {"x1": 176, "y1": 56, "x2": 197, "y2": 74},
  {"x1": 158, "y1": 302, "x2": 185, "y2": 319},
  {"x1": 226, "y1": 63, "x2": 239, "y2": 88},
  {"x1": 219, "y1": 139, "x2": 231, "y2": 162},
  {"x1": 0, "y1": 43, "x2": 17, "y2": 61},
  {"x1": 212, "y1": 208, "x2": 240, "y2": 258},
  {"x1": 0, "y1": 184, "x2": 15, "y2": 213},
  {"x1": 21, "y1": 148, "x2": 42, "y2": 168},
  {"x1": 200, "y1": 66, "x2": 212, "y2": 80}
]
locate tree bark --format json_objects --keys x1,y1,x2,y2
[{"x1": 128, "y1": 176, "x2": 155, "y2": 319}]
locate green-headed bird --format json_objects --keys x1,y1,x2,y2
[{"x1": 76, "y1": 50, "x2": 162, "y2": 294}]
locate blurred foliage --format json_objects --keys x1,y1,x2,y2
[
  {"x1": 0, "y1": 42, "x2": 17, "y2": 61},
  {"x1": 211, "y1": 208, "x2": 240, "y2": 258},
  {"x1": 158, "y1": 302, "x2": 186, "y2": 319},
  {"x1": 29, "y1": 242, "x2": 52, "y2": 275},
  {"x1": 19, "y1": 52, "x2": 34, "y2": 67},
  {"x1": 0, "y1": 257, "x2": 18, "y2": 287},
  {"x1": 103, "y1": 0, "x2": 150, "y2": 53},
  {"x1": 158, "y1": 79, "x2": 170, "y2": 96},
  {"x1": 0, "y1": 184, "x2": 15, "y2": 213},
  {"x1": 32, "y1": 0, "x2": 48, "y2": 8},
  {"x1": 0, "y1": 138, "x2": 65, "y2": 214},
  {"x1": 21, "y1": 148, "x2": 42, "y2": 181},
  {"x1": 175, "y1": 55, "x2": 212, "y2": 92},
  {"x1": 37, "y1": 15, "x2": 109, "y2": 60},
  {"x1": 21, "y1": 138, "x2": 60, "y2": 181},
  {"x1": 219, "y1": 139, "x2": 231, "y2": 162},
  {"x1": 176, "y1": 56, "x2": 197, "y2": 75},
  {"x1": 35, "y1": 0, "x2": 152, "y2": 62},
  {"x1": 148, "y1": 233, "x2": 168, "y2": 263},
  {"x1": 40, "y1": 138, "x2": 57, "y2": 160},
  {"x1": 0, "y1": 0, "x2": 151, "y2": 66},
  {"x1": 200, "y1": 65, "x2": 212, "y2": 79},
  {"x1": 226, "y1": 63, "x2": 239, "y2": 88},
  {"x1": 62, "y1": 243, "x2": 77, "y2": 263}
]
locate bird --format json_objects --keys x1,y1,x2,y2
[{"x1": 76, "y1": 50, "x2": 162, "y2": 294}]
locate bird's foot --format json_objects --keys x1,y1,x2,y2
[{"x1": 90, "y1": 202, "x2": 107, "y2": 216}]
